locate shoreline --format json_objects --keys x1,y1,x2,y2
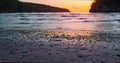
[{"x1": 0, "y1": 29, "x2": 120, "y2": 63}]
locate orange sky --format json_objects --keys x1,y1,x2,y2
[{"x1": 19, "y1": 0, "x2": 93, "y2": 12}]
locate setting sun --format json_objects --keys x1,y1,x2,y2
[{"x1": 19, "y1": 0, "x2": 93, "y2": 12}]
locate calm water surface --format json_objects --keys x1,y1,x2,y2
[{"x1": 0, "y1": 12, "x2": 120, "y2": 31}]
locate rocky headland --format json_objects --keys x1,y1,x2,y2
[
  {"x1": 0, "y1": 0, "x2": 70, "y2": 13},
  {"x1": 90, "y1": 0, "x2": 120, "y2": 12}
]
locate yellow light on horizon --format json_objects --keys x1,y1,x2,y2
[
  {"x1": 19, "y1": 0, "x2": 93, "y2": 12},
  {"x1": 65, "y1": 1, "x2": 93, "y2": 12}
]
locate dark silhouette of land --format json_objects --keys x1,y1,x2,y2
[
  {"x1": 90, "y1": 0, "x2": 120, "y2": 12},
  {"x1": 0, "y1": 0, "x2": 70, "y2": 13}
]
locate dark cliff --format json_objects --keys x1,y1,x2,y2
[
  {"x1": 90, "y1": 0, "x2": 120, "y2": 12},
  {"x1": 0, "y1": 0, "x2": 70, "y2": 13}
]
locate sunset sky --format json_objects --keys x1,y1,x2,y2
[{"x1": 19, "y1": 0, "x2": 93, "y2": 12}]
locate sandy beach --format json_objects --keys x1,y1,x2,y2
[{"x1": 0, "y1": 29, "x2": 120, "y2": 63}]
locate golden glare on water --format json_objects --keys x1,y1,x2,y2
[
  {"x1": 48, "y1": 30, "x2": 93, "y2": 37},
  {"x1": 42, "y1": 29, "x2": 98, "y2": 45},
  {"x1": 57, "y1": 30, "x2": 92, "y2": 36},
  {"x1": 45, "y1": 30, "x2": 94, "y2": 44}
]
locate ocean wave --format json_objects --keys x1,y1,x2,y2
[
  {"x1": 19, "y1": 18, "x2": 32, "y2": 21},
  {"x1": 0, "y1": 13, "x2": 120, "y2": 31},
  {"x1": 81, "y1": 19, "x2": 120, "y2": 23},
  {"x1": 16, "y1": 22, "x2": 31, "y2": 24},
  {"x1": 37, "y1": 18, "x2": 58, "y2": 21}
]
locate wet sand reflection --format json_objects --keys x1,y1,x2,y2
[{"x1": 0, "y1": 30, "x2": 120, "y2": 63}]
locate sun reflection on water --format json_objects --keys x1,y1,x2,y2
[
  {"x1": 39, "y1": 30, "x2": 95, "y2": 45},
  {"x1": 53, "y1": 30, "x2": 92, "y2": 37}
]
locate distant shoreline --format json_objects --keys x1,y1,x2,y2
[{"x1": 0, "y1": 0, "x2": 70, "y2": 13}]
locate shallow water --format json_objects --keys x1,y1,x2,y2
[
  {"x1": 0, "y1": 12, "x2": 120, "y2": 63},
  {"x1": 0, "y1": 12, "x2": 120, "y2": 31}
]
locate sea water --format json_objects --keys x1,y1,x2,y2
[
  {"x1": 0, "y1": 12, "x2": 120, "y2": 31},
  {"x1": 0, "y1": 13, "x2": 120, "y2": 63}
]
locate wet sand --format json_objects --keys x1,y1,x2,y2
[{"x1": 0, "y1": 30, "x2": 120, "y2": 63}]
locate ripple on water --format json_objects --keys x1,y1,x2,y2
[
  {"x1": 19, "y1": 18, "x2": 31, "y2": 21},
  {"x1": 16, "y1": 22, "x2": 31, "y2": 24}
]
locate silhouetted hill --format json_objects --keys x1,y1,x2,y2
[
  {"x1": 0, "y1": 0, "x2": 70, "y2": 13},
  {"x1": 90, "y1": 0, "x2": 120, "y2": 12}
]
